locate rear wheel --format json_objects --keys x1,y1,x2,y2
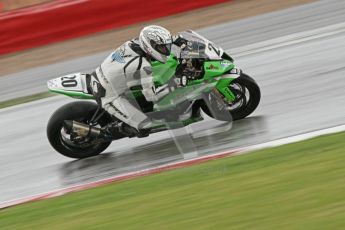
[
  {"x1": 47, "y1": 101, "x2": 112, "y2": 159},
  {"x1": 202, "y1": 73, "x2": 261, "y2": 120}
]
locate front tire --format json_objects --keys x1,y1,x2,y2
[
  {"x1": 47, "y1": 101, "x2": 112, "y2": 159},
  {"x1": 202, "y1": 73, "x2": 261, "y2": 121}
]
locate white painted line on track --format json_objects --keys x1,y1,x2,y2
[
  {"x1": 0, "y1": 95, "x2": 68, "y2": 113},
  {"x1": 1, "y1": 123, "x2": 344, "y2": 210},
  {"x1": 238, "y1": 124, "x2": 345, "y2": 154},
  {"x1": 230, "y1": 21, "x2": 345, "y2": 57}
]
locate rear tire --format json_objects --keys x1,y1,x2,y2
[
  {"x1": 47, "y1": 101, "x2": 112, "y2": 159},
  {"x1": 202, "y1": 73, "x2": 261, "y2": 120}
]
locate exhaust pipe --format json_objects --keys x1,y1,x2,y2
[{"x1": 63, "y1": 120, "x2": 101, "y2": 138}]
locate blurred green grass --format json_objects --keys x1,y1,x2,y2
[
  {"x1": 0, "y1": 92, "x2": 55, "y2": 109},
  {"x1": 1, "y1": 132, "x2": 345, "y2": 229}
]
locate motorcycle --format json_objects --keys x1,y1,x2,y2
[{"x1": 46, "y1": 30, "x2": 261, "y2": 159}]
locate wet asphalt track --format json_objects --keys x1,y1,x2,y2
[{"x1": 1, "y1": 0, "x2": 345, "y2": 204}]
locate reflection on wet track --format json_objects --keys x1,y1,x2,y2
[{"x1": 60, "y1": 116, "x2": 268, "y2": 187}]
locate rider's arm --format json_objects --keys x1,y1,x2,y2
[
  {"x1": 141, "y1": 35, "x2": 190, "y2": 102},
  {"x1": 141, "y1": 66, "x2": 169, "y2": 102}
]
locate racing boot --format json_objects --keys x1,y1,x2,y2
[{"x1": 103, "y1": 121, "x2": 150, "y2": 138}]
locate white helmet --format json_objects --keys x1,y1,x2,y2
[{"x1": 139, "y1": 25, "x2": 172, "y2": 63}]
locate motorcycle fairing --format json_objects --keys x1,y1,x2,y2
[
  {"x1": 47, "y1": 73, "x2": 95, "y2": 99},
  {"x1": 151, "y1": 55, "x2": 178, "y2": 86}
]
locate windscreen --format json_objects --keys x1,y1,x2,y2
[
  {"x1": 177, "y1": 30, "x2": 222, "y2": 60},
  {"x1": 178, "y1": 30, "x2": 208, "y2": 59}
]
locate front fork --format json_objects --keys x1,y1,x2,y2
[{"x1": 215, "y1": 67, "x2": 242, "y2": 102}]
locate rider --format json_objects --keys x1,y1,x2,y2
[{"x1": 90, "y1": 25, "x2": 179, "y2": 136}]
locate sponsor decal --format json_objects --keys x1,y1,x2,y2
[
  {"x1": 110, "y1": 103, "x2": 128, "y2": 119},
  {"x1": 111, "y1": 51, "x2": 126, "y2": 63},
  {"x1": 206, "y1": 64, "x2": 219, "y2": 70},
  {"x1": 220, "y1": 61, "x2": 231, "y2": 68},
  {"x1": 111, "y1": 45, "x2": 131, "y2": 63}
]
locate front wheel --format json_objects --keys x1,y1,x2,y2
[
  {"x1": 47, "y1": 101, "x2": 112, "y2": 159},
  {"x1": 202, "y1": 73, "x2": 261, "y2": 121}
]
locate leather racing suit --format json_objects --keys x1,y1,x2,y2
[{"x1": 91, "y1": 39, "x2": 166, "y2": 130}]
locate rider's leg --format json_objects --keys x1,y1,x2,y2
[
  {"x1": 93, "y1": 66, "x2": 153, "y2": 133},
  {"x1": 101, "y1": 95, "x2": 152, "y2": 130}
]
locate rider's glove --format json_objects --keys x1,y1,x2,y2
[
  {"x1": 142, "y1": 84, "x2": 169, "y2": 102},
  {"x1": 173, "y1": 35, "x2": 187, "y2": 47}
]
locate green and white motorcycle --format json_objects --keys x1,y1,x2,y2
[{"x1": 47, "y1": 30, "x2": 261, "y2": 159}]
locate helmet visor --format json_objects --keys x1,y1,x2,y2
[{"x1": 150, "y1": 40, "x2": 172, "y2": 56}]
